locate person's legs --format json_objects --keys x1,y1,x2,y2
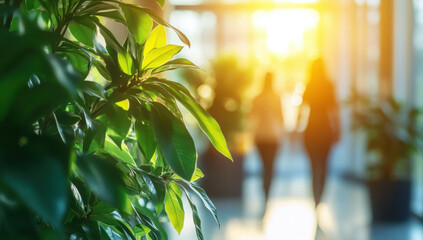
[
  {"x1": 307, "y1": 142, "x2": 331, "y2": 207},
  {"x1": 256, "y1": 142, "x2": 278, "y2": 203}
]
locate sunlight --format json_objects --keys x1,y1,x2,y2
[
  {"x1": 253, "y1": 9, "x2": 320, "y2": 57},
  {"x1": 264, "y1": 199, "x2": 316, "y2": 240}
]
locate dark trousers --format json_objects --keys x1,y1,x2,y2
[
  {"x1": 305, "y1": 136, "x2": 331, "y2": 206},
  {"x1": 256, "y1": 142, "x2": 279, "y2": 201}
]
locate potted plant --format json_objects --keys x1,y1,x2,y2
[
  {"x1": 350, "y1": 94, "x2": 422, "y2": 222},
  {"x1": 0, "y1": 0, "x2": 231, "y2": 239}
]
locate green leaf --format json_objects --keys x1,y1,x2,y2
[
  {"x1": 115, "y1": 99, "x2": 130, "y2": 111},
  {"x1": 69, "y1": 19, "x2": 97, "y2": 48},
  {"x1": 182, "y1": 188, "x2": 204, "y2": 240},
  {"x1": 151, "y1": 178, "x2": 166, "y2": 215},
  {"x1": 135, "y1": 7, "x2": 190, "y2": 47},
  {"x1": 152, "y1": 58, "x2": 199, "y2": 74},
  {"x1": 95, "y1": 19, "x2": 123, "y2": 52},
  {"x1": 82, "y1": 80, "x2": 107, "y2": 100},
  {"x1": 104, "y1": 134, "x2": 137, "y2": 166},
  {"x1": 95, "y1": 10, "x2": 125, "y2": 24},
  {"x1": 142, "y1": 45, "x2": 183, "y2": 70},
  {"x1": 144, "y1": 25, "x2": 166, "y2": 56},
  {"x1": 190, "y1": 168, "x2": 204, "y2": 182},
  {"x1": 0, "y1": 135, "x2": 69, "y2": 229},
  {"x1": 135, "y1": 119, "x2": 157, "y2": 162},
  {"x1": 164, "y1": 182, "x2": 184, "y2": 234},
  {"x1": 70, "y1": 183, "x2": 85, "y2": 215},
  {"x1": 187, "y1": 183, "x2": 220, "y2": 228},
  {"x1": 117, "y1": 51, "x2": 134, "y2": 75},
  {"x1": 121, "y1": 5, "x2": 153, "y2": 45},
  {"x1": 53, "y1": 112, "x2": 67, "y2": 143},
  {"x1": 77, "y1": 155, "x2": 127, "y2": 210},
  {"x1": 144, "y1": 79, "x2": 232, "y2": 161},
  {"x1": 150, "y1": 102, "x2": 197, "y2": 181},
  {"x1": 98, "y1": 104, "x2": 131, "y2": 144},
  {"x1": 83, "y1": 120, "x2": 106, "y2": 153},
  {"x1": 132, "y1": 200, "x2": 168, "y2": 240}
]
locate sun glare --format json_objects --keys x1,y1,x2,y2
[
  {"x1": 253, "y1": 9, "x2": 320, "y2": 57},
  {"x1": 264, "y1": 199, "x2": 317, "y2": 240}
]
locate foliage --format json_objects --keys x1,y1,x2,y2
[
  {"x1": 180, "y1": 55, "x2": 253, "y2": 149},
  {"x1": 349, "y1": 94, "x2": 422, "y2": 180},
  {"x1": 0, "y1": 0, "x2": 232, "y2": 239}
]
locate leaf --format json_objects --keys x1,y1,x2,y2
[
  {"x1": 82, "y1": 2, "x2": 117, "y2": 14},
  {"x1": 190, "y1": 168, "x2": 204, "y2": 182},
  {"x1": 135, "y1": 119, "x2": 157, "y2": 162},
  {"x1": 53, "y1": 112, "x2": 67, "y2": 143},
  {"x1": 117, "y1": 51, "x2": 134, "y2": 75},
  {"x1": 77, "y1": 155, "x2": 127, "y2": 210},
  {"x1": 151, "y1": 178, "x2": 166, "y2": 215},
  {"x1": 152, "y1": 58, "x2": 199, "y2": 74},
  {"x1": 144, "y1": 79, "x2": 232, "y2": 161},
  {"x1": 70, "y1": 183, "x2": 85, "y2": 215},
  {"x1": 83, "y1": 120, "x2": 106, "y2": 153},
  {"x1": 0, "y1": 135, "x2": 69, "y2": 229},
  {"x1": 144, "y1": 25, "x2": 166, "y2": 56},
  {"x1": 69, "y1": 19, "x2": 97, "y2": 48},
  {"x1": 132, "y1": 200, "x2": 168, "y2": 240},
  {"x1": 95, "y1": 10, "x2": 125, "y2": 24},
  {"x1": 98, "y1": 104, "x2": 131, "y2": 144},
  {"x1": 104, "y1": 134, "x2": 137, "y2": 166},
  {"x1": 164, "y1": 182, "x2": 184, "y2": 234},
  {"x1": 82, "y1": 81, "x2": 106, "y2": 100},
  {"x1": 116, "y1": 99, "x2": 130, "y2": 111},
  {"x1": 182, "y1": 188, "x2": 204, "y2": 240},
  {"x1": 187, "y1": 183, "x2": 220, "y2": 228},
  {"x1": 95, "y1": 19, "x2": 123, "y2": 52},
  {"x1": 121, "y1": 5, "x2": 153, "y2": 45},
  {"x1": 135, "y1": 7, "x2": 190, "y2": 47},
  {"x1": 150, "y1": 102, "x2": 197, "y2": 181},
  {"x1": 142, "y1": 45, "x2": 183, "y2": 70}
]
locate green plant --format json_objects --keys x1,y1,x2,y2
[
  {"x1": 0, "y1": 0, "x2": 232, "y2": 239},
  {"x1": 180, "y1": 55, "x2": 253, "y2": 150},
  {"x1": 350, "y1": 94, "x2": 422, "y2": 180}
]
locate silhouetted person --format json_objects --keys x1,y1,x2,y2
[
  {"x1": 250, "y1": 72, "x2": 284, "y2": 207},
  {"x1": 301, "y1": 59, "x2": 340, "y2": 207}
]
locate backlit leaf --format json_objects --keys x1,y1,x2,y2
[
  {"x1": 69, "y1": 19, "x2": 96, "y2": 48},
  {"x1": 117, "y1": 51, "x2": 134, "y2": 75},
  {"x1": 104, "y1": 134, "x2": 136, "y2": 166},
  {"x1": 121, "y1": 5, "x2": 152, "y2": 45},
  {"x1": 142, "y1": 45, "x2": 182, "y2": 70},
  {"x1": 115, "y1": 99, "x2": 130, "y2": 111},
  {"x1": 164, "y1": 182, "x2": 184, "y2": 234},
  {"x1": 144, "y1": 79, "x2": 232, "y2": 161},
  {"x1": 144, "y1": 25, "x2": 166, "y2": 56}
]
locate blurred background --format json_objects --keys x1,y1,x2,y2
[{"x1": 135, "y1": 0, "x2": 423, "y2": 239}]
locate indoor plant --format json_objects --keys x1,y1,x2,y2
[
  {"x1": 0, "y1": 0, "x2": 231, "y2": 239},
  {"x1": 180, "y1": 55, "x2": 253, "y2": 198},
  {"x1": 351, "y1": 94, "x2": 422, "y2": 221}
]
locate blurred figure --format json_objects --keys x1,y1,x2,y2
[
  {"x1": 301, "y1": 58, "x2": 340, "y2": 207},
  {"x1": 250, "y1": 72, "x2": 284, "y2": 209}
]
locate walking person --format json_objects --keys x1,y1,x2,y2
[
  {"x1": 301, "y1": 58, "x2": 340, "y2": 207},
  {"x1": 250, "y1": 72, "x2": 284, "y2": 213}
]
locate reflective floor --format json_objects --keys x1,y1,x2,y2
[{"x1": 167, "y1": 139, "x2": 423, "y2": 240}]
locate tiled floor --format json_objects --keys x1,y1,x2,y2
[
  {"x1": 167, "y1": 140, "x2": 423, "y2": 240},
  {"x1": 168, "y1": 176, "x2": 423, "y2": 240}
]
